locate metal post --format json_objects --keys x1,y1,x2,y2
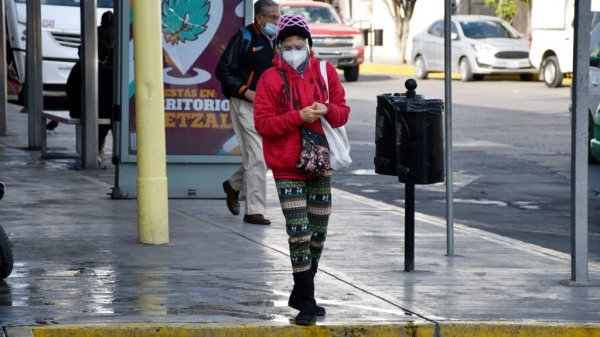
[
  {"x1": 349, "y1": 0, "x2": 353, "y2": 18},
  {"x1": 245, "y1": 0, "x2": 253, "y2": 25},
  {"x1": 369, "y1": 24, "x2": 374, "y2": 63},
  {"x1": 0, "y1": 0, "x2": 7, "y2": 136},
  {"x1": 405, "y1": 183, "x2": 415, "y2": 272},
  {"x1": 111, "y1": 0, "x2": 124, "y2": 198},
  {"x1": 444, "y1": 0, "x2": 454, "y2": 256},
  {"x1": 132, "y1": 0, "x2": 169, "y2": 244},
  {"x1": 81, "y1": 0, "x2": 99, "y2": 168},
  {"x1": 570, "y1": 0, "x2": 590, "y2": 283},
  {"x1": 26, "y1": 0, "x2": 42, "y2": 149}
]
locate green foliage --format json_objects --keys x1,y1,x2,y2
[
  {"x1": 484, "y1": 0, "x2": 530, "y2": 21},
  {"x1": 162, "y1": 0, "x2": 210, "y2": 44}
]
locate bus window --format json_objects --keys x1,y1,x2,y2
[{"x1": 14, "y1": 0, "x2": 113, "y2": 7}]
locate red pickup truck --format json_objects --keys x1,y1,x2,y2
[{"x1": 280, "y1": 1, "x2": 365, "y2": 82}]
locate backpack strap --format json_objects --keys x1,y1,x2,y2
[
  {"x1": 240, "y1": 27, "x2": 252, "y2": 53},
  {"x1": 319, "y1": 61, "x2": 329, "y2": 103}
]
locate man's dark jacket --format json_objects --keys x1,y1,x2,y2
[
  {"x1": 66, "y1": 61, "x2": 113, "y2": 120},
  {"x1": 216, "y1": 23, "x2": 275, "y2": 100}
]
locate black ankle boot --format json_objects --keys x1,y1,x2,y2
[
  {"x1": 292, "y1": 270, "x2": 317, "y2": 325},
  {"x1": 289, "y1": 270, "x2": 326, "y2": 316}
]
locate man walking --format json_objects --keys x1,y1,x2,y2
[{"x1": 216, "y1": 0, "x2": 280, "y2": 225}]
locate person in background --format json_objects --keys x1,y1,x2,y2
[
  {"x1": 215, "y1": 0, "x2": 280, "y2": 225},
  {"x1": 97, "y1": 11, "x2": 115, "y2": 66},
  {"x1": 48, "y1": 10, "x2": 114, "y2": 132},
  {"x1": 65, "y1": 42, "x2": 113, "y2": 153},
  {"x1": 253, "y1": 14, "x2": 350, "y2": 325}
]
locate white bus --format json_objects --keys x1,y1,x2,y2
[{"x1": 5, "y1": 0, "x2": 113, "y2": 97}]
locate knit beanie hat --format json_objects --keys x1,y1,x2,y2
[{"x1": 276, "y1": 14, "x2": 313, "y2": 47}]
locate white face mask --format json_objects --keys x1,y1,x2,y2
[{"x1": 282, "y1": 49, "x2": 308, "y2": 69}]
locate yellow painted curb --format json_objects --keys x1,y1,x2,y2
[
  {"x1": 10, "y1": 322, "x2": 600, "y2": 337},
  {"x1": 26, "y1": 323, "x2": 437, "y2": 337},
  {"x1": 442, "y1": 323, "x2": 600, "y2": 337},
  {"x1": 361, "y1": 64, "x2": 414, "y2": 76}
]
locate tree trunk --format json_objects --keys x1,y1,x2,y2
[
  {"x1": 398, "y1": 18, "x2": 410, "y2": 64},
  {"x1": 393, "y1": 14, "x2": 402, "y2": 63},
  {"x1": 388, "y1": 0, "x2": 417, "y2": 64},
  {"x1": 391, "y1": 0, "x2": 417, "y2": 64}
]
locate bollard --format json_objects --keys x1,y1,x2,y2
[{"x1": 132, "y1": 0, "x2": 169, "y2": 244}]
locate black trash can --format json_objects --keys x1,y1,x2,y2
[
  {"x1": 374, "y1": 93, "x2": 403, "y2": 176},
  {"x1": 375, "y1": 90, "x2": 426, "y2": 176},
  {"x1": 361, "y1": 28, "x2": 370, "y2": 46},
  {"x1": 395, "y1": 94, "x2": 444, "y2": 185},
  {"x1": 373, "y1": 29, "x2": 383, "y2": 46}
]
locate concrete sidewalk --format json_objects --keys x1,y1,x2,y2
[{"x1": 1, "y1": 103, "x2": 599, "y2": 336}]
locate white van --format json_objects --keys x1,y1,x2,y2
[
  {"x1": 5, "y1": 0, "x2": 113, "y2": 97},
  {"x1": 529, "y1": 0, "x2": 600, "y2": 88}
]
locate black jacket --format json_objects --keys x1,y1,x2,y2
[
  {"x1": 66, "y1": 61, "x2": 113, "y2": 120},
  {"x1": 216, "y1": 23, "x2": 275, "y2": 100}
]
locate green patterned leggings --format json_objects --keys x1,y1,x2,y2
[{"x1": 275, "y1": 177, "x2": 332, "y2": 273}]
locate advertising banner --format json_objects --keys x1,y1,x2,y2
[{"x1": 128, "y1": 0, "x2": 244, "y2": 156}]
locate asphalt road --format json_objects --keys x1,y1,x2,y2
[{"x1": 334, "y1": 73, "x2": 600, "y2": 261}]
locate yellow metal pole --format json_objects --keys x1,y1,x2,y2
[{"x1": 132, "y1": 0, "x2": 169, "y2": 244}]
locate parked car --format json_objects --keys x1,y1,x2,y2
[
  {"x1": 280, "y1": 1, "x2": 365, "y2": 82},
  {"x1": 411, "y1": 15, "x2": 535, "y2": 81},
  {"x1": 567, "y1": 17, "x2": 600, "y2": 163},
  {"x1": 529, "y1": 0, "x2": 600, "y2": 88},
  {"x1": 586, "y1": 21, "x2": 600, "y2": 162}
]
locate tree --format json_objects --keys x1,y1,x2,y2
[
  {"x1": 484, "y1": 0, "x2": 531, "y2": 23},
  {"x1": 384, "y1": 0, "x2": 418, "y2": 64}
]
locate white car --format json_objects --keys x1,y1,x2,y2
[{"x1": 411, "y1": 15, "x2": 535, "y2": 81}]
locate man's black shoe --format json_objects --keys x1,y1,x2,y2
[
  {"x1": 46, "y1": 120, "x2": 59, "y2": 130},
  {"x1": 243, "y1": 214, "x2": 271, "y2": 225},
  {"x1": 222, "y1": 180, "x2": 240, "y2": 216}
]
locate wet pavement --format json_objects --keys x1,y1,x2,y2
[{"x1": 1, "y1": 103, "x2": 600, "y2": 335}]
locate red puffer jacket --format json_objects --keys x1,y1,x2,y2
[{"x1": 254, "y1": 53, "x2": 350, "y2": 180}]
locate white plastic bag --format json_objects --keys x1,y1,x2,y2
[
  {"x1": 321, "y1": 116, "x2": 352, "y2": 169},
  {"x1": 319, "y1": 60, "x2": 351, "y2": 169}
]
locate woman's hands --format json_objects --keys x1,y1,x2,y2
[{"x1": 300, "y1": 102, "x2": 328, "y2": 123}]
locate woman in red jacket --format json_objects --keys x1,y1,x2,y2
[{"x1": 254, "y1": 14, "x2": 350, "y2": 325}]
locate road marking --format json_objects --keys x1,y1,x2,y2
[{"x1": 454, "y1": 140, "x2": 514, "y2": 148}]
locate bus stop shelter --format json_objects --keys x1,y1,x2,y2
[
  {"x1": 0, "y1": 0, "x2": 254, "y2": 198},
  {"x1": 0, "y1": 0, "x2": 595, "y2": 282}
]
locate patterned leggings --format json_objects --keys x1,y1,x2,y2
[{"x1": 275, "y1": 177, "x2": 332, "y2": 273}]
